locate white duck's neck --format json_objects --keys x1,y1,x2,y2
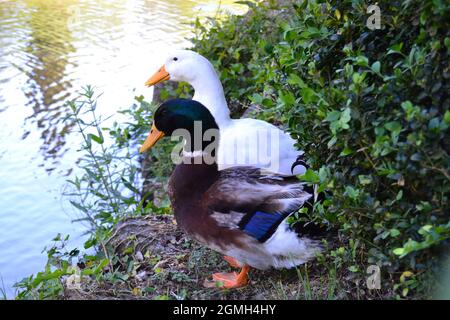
[{"x1": 190, "y1": 70, "x2": 231, "y2": 128}]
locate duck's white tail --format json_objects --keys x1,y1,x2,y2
[{"x1": 263, "y1": 220, "x2": 322, "y2": 269}]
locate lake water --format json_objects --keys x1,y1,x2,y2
[{"x1": 0, "y1": 0, "x2": 248, "y2": 298}]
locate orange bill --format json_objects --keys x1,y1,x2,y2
[
  {"x1": 139, "y1": 123, "x2": 165, "y2": 153},
  {"x1": 145, "y1": 65, "x2": 170, "y2": 87}
]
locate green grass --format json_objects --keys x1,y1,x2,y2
[{"x1": 0, "y1": 276, "x2": 7, "y2": 300}]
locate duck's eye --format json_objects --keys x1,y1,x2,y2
[{"x1": 173, "y1": 57, "x2": 178, "y2": 61}]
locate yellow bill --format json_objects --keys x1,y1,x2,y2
[
  {"x1": 139, "y1": 123, "x2": 165, "y2": 153},
  {"x1": 145, "y1": 65, "x2": 170, "y2": 87}
]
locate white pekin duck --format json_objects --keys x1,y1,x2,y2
[{"x1": 144, "y1": 50, "x2": 307, "y2": 176}]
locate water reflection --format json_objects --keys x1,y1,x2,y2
[
  {"x1": 0, "y1": 0, "x2": 247, "y2": 171},
  {"x1": 22, "y1": 0, "x2": 77, "y2": 166}
]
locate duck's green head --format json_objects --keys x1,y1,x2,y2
[{"x1": 139, "y1": 98, "x2": 218, "y2": 153}]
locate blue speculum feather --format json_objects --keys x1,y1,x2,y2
[{"x1": 241, "y1": 211, "x2": 285, "y2": 242}]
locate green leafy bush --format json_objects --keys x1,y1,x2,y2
[{"x1": 191, "y1": 0, "x2": 450, "y2": 297}]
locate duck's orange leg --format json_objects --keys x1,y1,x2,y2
[
  {"x1": 211, "y1": 265, "x2": 250, "y2": 289},
  {"x1": 223, "y1": 255, "x2": 242, "y2": 268}
]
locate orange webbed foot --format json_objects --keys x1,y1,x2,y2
[{"x1": 204, "y1": 265, "x2": 250, "y2": 289}]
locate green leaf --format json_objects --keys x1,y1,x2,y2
[
  {"x1": 94, "y1": 259, "x2": 110, "y2": 273},
  {"x1": 298, "y1": 169, "x2": 320, "y2": 183},
  {"x1": 84, "y1": 237, "x2": 97, "y2": 249},
  {"x1": 69, "y1": 200, "x2": 88, "y2": 213},
  {"x1": 390, "y1": 229, "x2": 401, "y2": 237},
  {"x1": 444, "y1": 110, "x2": 450, "y2": 125},
  {"x1": 371, "y1": 61, "x2": 381, "y2": 73},
  {"x1": 355, "y1": 56, "x2": 369, "y2": 67},
  {"x1": 327, "y1": 136, "x2": 337, "y2": 148},
  {"x1": 428, "y1": 117, "x2": 441, "y2": 131},
  {"x1": 325, "y1": 110, "x2": 340, "y2": 122},
  {"x1": 387, "y1": 43, "x2": 403, "y2": 55},
  {"x1": 393, "y1": 248, "x2": 405, "y2": 256},
  {"x1": 384, "y1": 121, "x2": 401, "y2": 133},
  {"x1": 340, "y1": 147, "x2": 353, "y2": 156},
  {"x1": 358, "y1": 175, "x2": 372, "y2": 185},
  {"x1": 287, "y1": 74, "x2": 304, "y2": 87},
  {"x1": 121, "y1": 177, "x2": 139, "y2": 193},
  {"x1": 340, "y1": 108, "x2": 351, "y2": 124},
  {"x1": 87, "y1": 133, "x2": 104, "y2": 144},
  {"x1": 335, "y1": 9, "x2": 341, "y2": 20},
  {"x1": 234, "y1": 1, "x2": 257, "y2": 9},
  {"x1": 300, "y1": 87, "x2": 316, "y2": 104},
  {"x1": 445, "y1": 37, "x2": 450, "y2": 54},
  {"x1": 345, "y1": 186, "x2": 359, "y2": 200},
  {"x1": 279, "y1": 91, "x2": 296, "y2": 106},
  {"x1": 348, "y1": 265, "x2": 359, "y2": 273},
  {"x1": 250, "y1": 93, "x2": 263, "y2": 104}
]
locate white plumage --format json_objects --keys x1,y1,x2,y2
[{"x1": 159, "y1": 50, "x2": 306, "y2": 176}]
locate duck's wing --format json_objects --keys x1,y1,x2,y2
[{"x1": 202, "y1": 167, "x2": 313, "y2": 243}]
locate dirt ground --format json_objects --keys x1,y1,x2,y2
[{"x1": 63, "y1": 215, "x2": 389, "y2": 300}]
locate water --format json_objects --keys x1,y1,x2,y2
[{"x1": 0, "y1": 0, "x2": 249, "y2": 298}]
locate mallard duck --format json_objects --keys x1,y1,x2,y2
[
  {"x1": 145, "y1": 50, "x2": 307, "y2": 176},
  {"x1": 140, "y1": 98, "x2": 323, "y2": 289}
]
